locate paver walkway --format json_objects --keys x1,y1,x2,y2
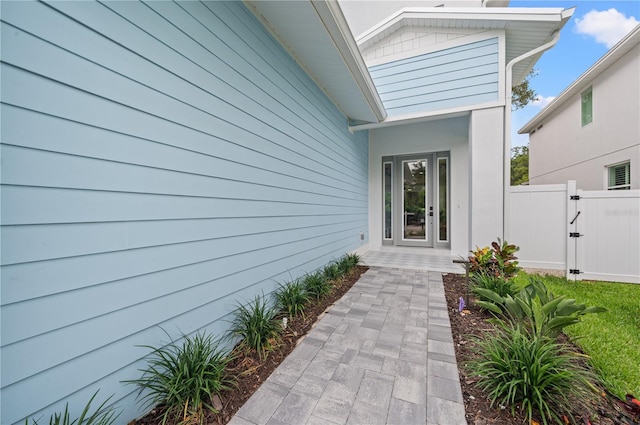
[{"x1": 228, "y1": 267, "x2": 467, "y2": 425}]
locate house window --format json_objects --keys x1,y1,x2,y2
[
  {"x1": 383, "y1": 162, "x2": 393, "y2": 239},
  {"x1": 607, "y1": 162, "x2": 630, "y2": 190},
  {"x1": 581, "y1": 86, "x2": 592, "y2": 126},
  {"x1": 437, "y1": 157, "x2": 448, "y2": 242}
]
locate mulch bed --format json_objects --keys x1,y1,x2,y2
[{"x1": 442, "y1": 272, "x2": 639, "y2": 425}]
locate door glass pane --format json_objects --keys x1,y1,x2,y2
[
  {"x1": 383, "y1": 162, "x2": 392, "y2": 239},
  {"x1": 438, "y1": 158, "x2": 448, "y2": 241},
  {"x1": 403, "y1": 159, "x2": 426, "y2": 240}
]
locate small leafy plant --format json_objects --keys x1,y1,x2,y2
[
  {"x1": 475, "y1": 276, "x2": 607, "y2": 338},
  {"x1": 470, "y1": 272, "x2": 517, "y2": 300},
  {"x1": 302, "y1": 271, "x2": 332, "y2": 301},
  {"x1": 25, "y1": 391, "x2": 118, "y2": 425},
  {"x1": 469, "y1": 323, "x2": 595, "y2": 425},
  {"x1": 229, "y1": 294, "x2": 282, "y2": 359},
  {"x1": 274, "y1": 280, "x2": 309, "y2": 318},
  {"x1": 469, "y1": 238, "x2": 520, "y2": 279},
  {"x1": 126, "y1": 331, "x2": 234, "y2": 425}
]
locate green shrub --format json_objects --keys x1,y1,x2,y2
[
  {"x1": 229, "y1": 294, "x2": 281, "y2": 359},
  {"x1": 469, "y1": 238, "x2": 520, "y2": 279},
  {"x1": 469, "y1": 323, "x2": 595, "y2": 425},
  {"x1": 470, "y1": 272, "x2": 517, "y2": 300},
  {"x1": 126, "y1": 332, "x2": 234, "y2": 425},
  {"x1": 274, "y1": 280, "x2": 309, "y2": 318},
  {"x1": 25, "y1": 391, "x2": 118, "y2": 425},
  {"x1": 336, "y1": 253, "x2": 360, "y2": 276},
  {"x1": 302, "y1": 271, "x2": 332, "y2": 301},
  {"x1": 475, "y1": 276, "x2": 606, "y2": 338},
  {"x1": 322, "y1": 263, "x2": 341, "y2": 281}
]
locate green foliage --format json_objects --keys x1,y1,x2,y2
[
  {"x1": 475, "y1": 276, "x2": 607, "y2": 338},
  {"x1": 302, "y1": 271, "x2": 332, "y2": 302},
  {"x1": 510, "y1": 145, "x2": 529, "y2": 186},
  {"x1": 469, "y1": 323, "x2": 595, "y2": 425},
  {"x1": 470, "y1": 272, "x2": 517, "y2": 301},
  {"x1": 25, "y1": 391, "x2": 118, "y2": 425},
  {"x1": 322, "y1": 263, "x2": 341, "y2": 281},
  {"x1": 229, "y1": 294, "x2": 282, "y2": 360},
  {"x1": 126, "y1": 332, "x2": 234, "y2": 425},
  {"x1": 512, "y1": 69, "x2": 538, "y2": 110},
  {"x1": 274, "y1": 280, "x2": 309, "y2": 318},
  {"x1": 469, "y1": 238, "x2": 520, "y2": 279},
  {"x1": 522, "y1": 273, "x2": 640, "y2": 399},
  {"x1": 336, "y1": 253, "x2": 360, "y2": 276}
]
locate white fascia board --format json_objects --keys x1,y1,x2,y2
[
  {"x1": 357, "y1": 6, "x2": 570, "y2": 47},
  {"x1": 519, "y1": 25, "x2": 640, "y2": 134}
]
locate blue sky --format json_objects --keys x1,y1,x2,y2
[{"x1": 509, "y1": 0, "x2": 640, "y2": 148}]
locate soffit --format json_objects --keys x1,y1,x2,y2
[{"x1": 245, "y1": 1, "x2": 385, "y2": 123}]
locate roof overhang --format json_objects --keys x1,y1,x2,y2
[
  {"x1": 245, "y1": 1, "x2": 386, "y2": 124},
  {"x1": 519, "y1": 25, "x2": 640, "y2": 134},
  {"x1": 357, "y1": 6, "x2": 575, "y2": 86}
]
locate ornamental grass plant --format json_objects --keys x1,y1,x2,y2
[
  {"x1": 302, "y1": 271, "x2": 332, "y2": 302},
  {"x1": 469, "y1": 323, "x2": 596, "y2": 425},
  {"x1": 126, "y1": 332, "x2": 235, "y2": 425},
  {"x1": 228, "y1": 294, "x2": 282, "y2": 360},
  {"x1": 274, "y1": 279, "x2": 309, "y2": 319},
  {"x1": 25, "y1": 391, "x2": 118, "y2": 425}
]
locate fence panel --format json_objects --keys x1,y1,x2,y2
[
  {"x1": 575, "y1": 189, "x2": 640, "y2": 283},
  {"x1": 508, "y1": 183, "x2": 568, "y2": 270}
]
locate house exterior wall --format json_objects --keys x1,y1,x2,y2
[
  {"x1": 0, "y1": 1, "x2": 368, "y2": 423},
  {"x1": 529, "y1": 43, "x2": 640, "y2": 190},
  {"x1": 368, "y1": 37, "x2": 500, "y2": 116},
  {"x1": 368, "y1": 116, "x2": 470, "y2": 256}
]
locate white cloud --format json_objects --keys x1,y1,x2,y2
[
  {"x1": 575, "y1": 9, "x2": 639, "y2": 48},
  {"x1": 532, "y1": 95, "x2": 555, "y2": 109}
]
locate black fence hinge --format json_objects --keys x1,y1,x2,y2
[
  {"x1": 569, "y1": 232, "x2": 582, "y2": 238},
  {"x1": 570, "y1": 195, "x2": 580, "y2": 200},
  {"x1": 569, "y1": 269, "x2": 581, "y2": 275}
]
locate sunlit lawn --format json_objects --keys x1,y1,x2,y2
[{"x1": 515, "y1": 272, "x2": 640, "y2": 399}]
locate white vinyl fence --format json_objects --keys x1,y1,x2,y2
[{"x1": 508, "y1": 181, "x2": 640, "y2": 283}]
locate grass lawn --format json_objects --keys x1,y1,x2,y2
[{"x1": 515, "y1": 272, "x2": 640, "y2": 399}]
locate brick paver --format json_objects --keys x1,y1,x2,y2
[{"x1": 229, "y1": 267, "x2": 467, "y2": 425}]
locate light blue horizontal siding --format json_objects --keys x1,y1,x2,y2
[
  {"x1": 0, "y1": 1, "x2": 368, "y2": 423},
  {"x1": 369, "y1": 37, "x2": 499, "y2": 116}
]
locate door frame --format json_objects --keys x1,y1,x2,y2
[{"x1": 381, "y1": 152, "x2": 450, "y2": 249}]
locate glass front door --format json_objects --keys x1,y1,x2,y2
[
  {"x1": 396, "y1": 155, "x2": 433, "y2": 247},
  {"x1": 402, "y1": 159, "x2": 427, "y2": 241}
]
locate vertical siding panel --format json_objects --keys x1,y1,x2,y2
[{"x1": 0, "y1": 1, "x2": 368, "y2": 423}]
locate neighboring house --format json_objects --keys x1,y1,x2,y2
[
  {"x1": 520, "y1": 25, "x2": 640, "y2": 190},
  {"x1": 0, "y1": 1, "x2": 572, "y2": 423}
]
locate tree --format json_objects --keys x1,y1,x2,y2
[
  {"x1": 511, "y1": 145, "x2": 529, "y2": 186},
  {"x1": 512, "y1": 70, "x2": 538, "y2": 110}
]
